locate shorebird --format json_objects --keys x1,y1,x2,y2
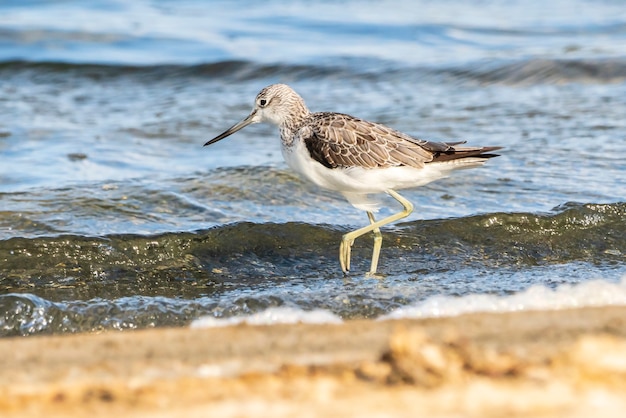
[{"x1": 205, "y1": 84, "x2": 501, "y2": 275}]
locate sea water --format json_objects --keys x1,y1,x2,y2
[{"x1": 0, "y1": 0, "x2": 625, "y2": 336}]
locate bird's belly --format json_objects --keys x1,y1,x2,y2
[{"x1": 282, "y1": 140, "x2": 448, "y2": 193}]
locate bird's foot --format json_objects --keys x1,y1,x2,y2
[
  {"x1": 365, "y1": 271, "x2": 386, "y2": 279},
  {"x1": 339, "y1": 236, "x2": 354, "y2": 273}
]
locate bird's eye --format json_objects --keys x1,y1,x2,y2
[{"x1": 259, "y1": 99, "x2": 267, "y2": 107}]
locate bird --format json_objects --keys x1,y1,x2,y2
[{"x1": 204, "y1": 84, "x2": 501, "y2": 275}]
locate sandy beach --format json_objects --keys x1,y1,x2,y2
[{"x1": 2, "y1": 306, "x2": 626, "y2": 417}]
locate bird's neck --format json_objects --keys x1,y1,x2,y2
[{"x1": 279, "y1": 101, "x2": 310, "y2": 147}]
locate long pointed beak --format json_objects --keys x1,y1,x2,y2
[{"x1": 204, "y1": 110, "x2": 257, "y2": 147}]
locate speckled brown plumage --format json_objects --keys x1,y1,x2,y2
[{"x1": 299, "y1": 112, "x2": 500, "y2": 169}]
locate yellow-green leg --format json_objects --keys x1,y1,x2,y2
[
  {"x1": 339, "y1": 189, "x2": 414, "y2": 274},
  {"x1": 367, "y1": 211, "x2": 382, "y2": 275}
]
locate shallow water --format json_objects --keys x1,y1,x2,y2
[{"x1": 1, "y1": 0, "x2": 625, "y2": 336}]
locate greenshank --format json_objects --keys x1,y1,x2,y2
[{"x1": 205, "y1": 84, "x2": 501, "y2": 275}]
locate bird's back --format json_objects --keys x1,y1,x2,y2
[{"x1": 298, "y1": 112, "x2": 500, "y2": 171}]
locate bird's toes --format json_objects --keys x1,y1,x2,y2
[{"x1": 339, "y1": 240, "x2": 353, "y2": 273}]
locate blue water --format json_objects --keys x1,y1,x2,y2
[
  {"x1": 2, "y1": 0, "x2": 625, "y2": 66},
  {"x1": 0, "y1": 0, "x2": 625, "y2": 336}
]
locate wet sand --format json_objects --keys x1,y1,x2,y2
[{"x1": 2, "y1": 306, "x2": 626, "y2": 417}]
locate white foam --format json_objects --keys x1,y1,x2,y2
[
  {"x1": 382, "y1": 277, "x2": 626, "y2": 320},
  {"x1": 190, "y1": 307, "x2": 343, "y2": 328},
  {"x1": 190, "y1": 278, "x2": 626, "y2": 328}
]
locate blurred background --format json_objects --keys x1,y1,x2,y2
[{"x1": 0, "y1": 0, "x2": 625, "y2": 336}]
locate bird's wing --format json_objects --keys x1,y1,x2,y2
[{"x1": 300, "y1": 112, "x2": 453, "y2": 169}]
